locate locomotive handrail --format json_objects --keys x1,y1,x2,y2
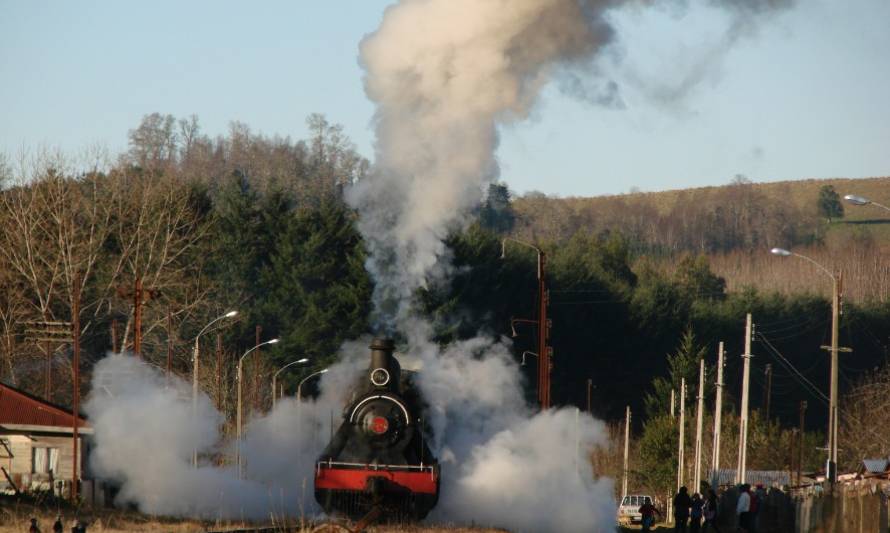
[{"x1": 316, "y1": 460, "x2": 437, "y2": 473}]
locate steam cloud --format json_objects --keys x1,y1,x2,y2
[
  {"x1": 84, "y1": 1, "x2": 797, "y2": 531},
  {"x1": 84, "y1": 352, "x2": 366, "y2": 520},
  {"x1": 348, "y1": 0, "x2": 796, "y2": 329}
]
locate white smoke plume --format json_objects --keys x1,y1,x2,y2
[
  {"x1": 84, "y1": 352, "x2": 365, "y2": 520},
  {"x1": 348, "y1": 0, "x2": 796, "y2": 329},
  {"x1": 402, "y1": 324, "x2": 616, "y2": 532},
  {"x1": 348, "y1": 0, "x2": 619, "y2": 331}
]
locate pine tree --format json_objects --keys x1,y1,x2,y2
[{"x1": 817, "y1": 185, "x2": 844, "y2": 223}]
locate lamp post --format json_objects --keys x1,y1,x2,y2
[
  {"x1": 237, "y1": 337, "x2": 279, "y2": 478},
  {"x1": 297, "y1": 369, "x2": 329, "y2": 402},
  {"x1": 770, "y1": 247, "x2": 841, "y2": 484},
  {"x1": 271, "y1": 358, "x2": 310, "y2": 409},
  {"x1": 844, "y1": 194, "x2": 890, "y2": 213},
  {"x1": 501, "y1": 238, "x2": 551, "y2": 409},
  {"x1": 192, "y1": 310, "x2": 237, "y2": 467}
]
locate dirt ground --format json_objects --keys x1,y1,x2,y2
[{"x1": 0, "y1": 498, "x2": 508, "y2": 533}]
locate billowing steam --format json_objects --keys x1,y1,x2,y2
[
  {"x1": 348, "y1": 0, "x2": 796, "y2": 329},
  {"x1": 84, "y1": 1, "x2": 798, "y2": 531},
  {"x1": 85, "y1": 338, "x2": 614, "y2": 531},
  {"x1": 348, "y1": 0, "x2": 620, "y2": 330},
  {"x1": 84, "y1": 351, "x2": 366, "y2": 520},
  {"x1": 402, "y1": 324, "x2": 616, "y2": 531}
]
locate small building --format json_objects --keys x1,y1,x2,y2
[
  {"x1": 857, "y1": 457, "x2": 890, "y2": 480},
  {"x1": 0, "y1": 382, "x2": 91, "y2": 497}
]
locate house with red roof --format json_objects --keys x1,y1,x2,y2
[{"x1": 0, "y1": 381, "x2": 91, "y2": 497}]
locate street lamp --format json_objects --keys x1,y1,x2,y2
[
  {"x1": 271, "y1": 358, "x2": 310, "y2": 408},
  {"x1": 770, "y1": 247, "x2": 841, "y2": 484},
  {"x1": 297, "y1": 368, "x2": 329, "y2": 402},
  {"x1": 192, "y1": 310, "x2": 237, "y2": 467},
  {"x1": 501, "y1": 238, "x2": 552, "y2": 409},
  {"x1": 237, "y1": 337, "x2": 279, "y2": 478},
  {"x1": 844, "y1": 194, "x2": 890, "y2": 213}
]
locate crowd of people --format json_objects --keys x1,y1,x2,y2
[
  {"x1": 668, "y1": 483, "x2": 767, "y2": 533},
  {"x1": 26, "y1": 516, "x2": 86, "y2": 533}
]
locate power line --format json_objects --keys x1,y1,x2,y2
[{"x1": 756, "y1": 332, "x2": 829, "y2": 406}]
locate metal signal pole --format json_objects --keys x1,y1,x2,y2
[
  {"x1": 711, "y1": 342, "x2": 724, "y2": 480},
  {"x1": 501, "y1": 239, "x2": 551, "y2": 409},
  {"x1": 737, "y1": 313, "x2": 753, "y2": 485}
]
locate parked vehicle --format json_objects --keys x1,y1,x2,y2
[{"x1": 617, "y1": 494, "x2": 654, "y2": 524}]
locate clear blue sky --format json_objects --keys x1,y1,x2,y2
[{"x1": 2, "y1": 0, "x2": 889, "y2": 197}]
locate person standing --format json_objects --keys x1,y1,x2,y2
[
  {"x1": 639, "y1": 498, "x2": 662, "y2": 532},
  {"x1": 690, "y1": 492, "x2": 704, "y2": 533},
  {"x1": 674, "y1": 486, "x2": 692, "y2": 533},
  {"x1": 29, "y1": 518, "x2": 41, "y2": 533},
  {"x1": 736, "y1": 484, "x2": 752, "y2": 532},
  {"x1": 702, "y1": 489, "x2": 722, "y2": 532}
]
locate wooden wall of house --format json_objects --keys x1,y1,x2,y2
[{"x1": 0, "y1": 433, "x2": 83, "y2": 490}]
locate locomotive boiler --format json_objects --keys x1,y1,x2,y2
[{"x1": 314, "y1": 338, "x2": 440, "y2": 520}]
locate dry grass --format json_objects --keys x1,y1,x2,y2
[{"x1": 0, "y1": 500, "x2": 508, "y2": 533}]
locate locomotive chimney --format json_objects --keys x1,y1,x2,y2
[{"x1": 369, "y1": 338, "x2": 400, "y2": 391}]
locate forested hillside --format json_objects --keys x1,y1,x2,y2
[{"x1": 2, "y1": 114, "x2": 888, "y2": 495}]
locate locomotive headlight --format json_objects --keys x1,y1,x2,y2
[
  {"x1": 369, "y1": 415, "x2": 389, "y2": 435},
  {"x1": 370, "y1": 368, "x2": 390, "y2": 387}
]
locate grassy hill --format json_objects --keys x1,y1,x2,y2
[{"x1": 509, "y1": 176, "x2": 890, "y2": 302}]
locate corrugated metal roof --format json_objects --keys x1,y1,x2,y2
[
  {"x1": 710, "y1": 469, "x2": 790, "y2": 487},
  {"x1": 0, "y1": 383, "x2": 88, "y2": 428},
  {"x1": 862, "y1": 458, "x2": 890, "y2": 474}
]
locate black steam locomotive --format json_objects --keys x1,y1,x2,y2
[{"x1": 314, "y1": 338, "x2": 440, "y2": 520}]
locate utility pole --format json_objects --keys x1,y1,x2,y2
[
  {"x1": 711, "y1": 342, "x2": 724, "y2": 482},
  {"x1": 111, "y1": 318, "x2": 119, "y2": 354},
  {"x1": 586, "y1": 378, "x2": 592, "y2": 413},
  {"x1": 623, "y1": 405, "x2": 631, "y2": 497},
  {"x1": 826, "y1": 272, "x2": 841, "y2": 485},
  {"x1": 71, "y1": 276, "x2": 81, "y2": 501},
  {"x1": 537, "y1": 252, "x2": 551, "y2": 409},
  {"x1": 763, "y1": 363, "x2": 773, "y2": 421},
  {"x1": 24, "y1": 320, "x2": 71, "y2": 402},
  {"x1": 694, "y1": 359, "x2": 705, "y2": 494},
  {"x1": 677, "y1": 378, "x2": 686, "y2": 493},
  {"x1": 671, "y1": 388, "x2": 676, "y2": 420},
  {"x1": 798, "y1": 400, "x2": 807, "y2": 486},
  {"x1": 215, "y1": 334, "x2": 223, "y2": 410},
  {"x1": 253, "y1": 325, "x2": 262, "y2": 410},
  {"x1": 737, "y1": 313, "x2": 753, "y2": 484},
  {"x1": 133, "y1": 277, "x2": 143, "y2": 356},
  {"x1": 166, "y1": 309, "x2": 174, "y2": 378},
  {"x1": 116, "y1": 276, "x2": 158, "y2": 357}
]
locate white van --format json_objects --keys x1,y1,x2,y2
[{"x1": 617, "y1": 494, "x2": 654, "y2": 524}]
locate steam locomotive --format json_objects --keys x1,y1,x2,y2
[{"x1": 314, "y1": 338, "x2": 440, "y2": 520}]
